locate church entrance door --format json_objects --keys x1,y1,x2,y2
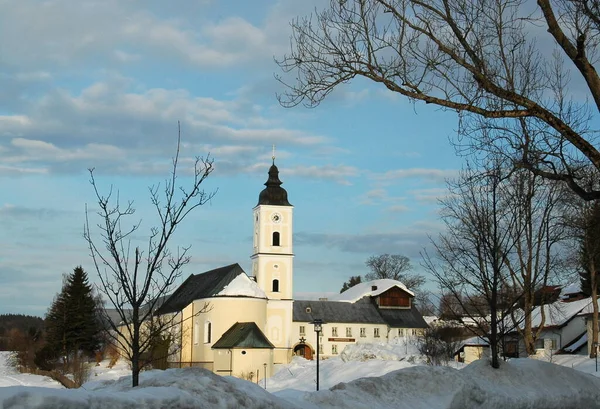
[{"x1": 293, "y1": 344, "x2": 313, "y2": 360}]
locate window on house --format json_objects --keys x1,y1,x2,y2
[
  {"x1": 332, "y1": 327, "x2": 338, "y2": 337},
  {"x1": 272, "y1": 232, "x2": 280, "y2": 246},
  {"x1": 374, "y1": 328, "x2": 380, "y2": 338},
  {"x1": 346, "y1": 327, "x2": 352, "y2": 337},
  {"x1": 360, "y1": 328, "x2": 366, "y2": 337},
  {"x1": 204, "y1": 321, "x2": 212, "y2": 344},
  {"x1": 272, "y1": 279, "x2": 280, "y2": 292},
  {"x1": 399, "y1": 328, "x2": 405, "y2": 337},
  {"x1": 332, "y1": 345, "x2": 338, "y2": 355},
  {"x1": 193, "y1": 321, "x2": 200, "y2": 345},
  {"x1": 299, "y1": 326, "x2": 306, "y2": 336},
  {"x1": 411, "y1": 329, "x2": 417, "y2": 336}
]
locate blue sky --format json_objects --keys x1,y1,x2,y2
[{"x1": 0, "y1": 0, "x2": 464, "y2": 316}]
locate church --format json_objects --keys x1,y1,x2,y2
[{"x1": 156, "y1": 158, "x2": 428, "y2": 381}]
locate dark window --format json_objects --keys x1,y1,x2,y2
[
  {"x1": 272, "y1": 232, "x2": 280, "y2": 246},
  {"x1": 272, "y1": 279, "x2": 280, "y2": 292},
  {"x1": 204, "y1": 321, "x2": 212, "y2": 343}
]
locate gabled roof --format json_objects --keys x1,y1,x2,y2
[
  {"x1": 508, "y1": 297, "x2": 591, "y2": 331},
  {"x1": 293, "y1": 298, "x2": 387, "y2": 324},
  {"x1": 212, "y1": 322, "x2": 274, "y2": 349},
  {"x1": 157, "y1": 263, "x2": 261, "y2": 315},
  {"x1": 328, "y1": 279, "x2": 414, "y2": 303},
  {"x1": 454, "y1": 336, "x2": 489, "y2": 355},
  {"x1": 377, "y1": 306, "x2": 429, "y2": 329}
]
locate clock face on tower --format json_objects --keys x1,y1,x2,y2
[{"x1": 271, "y1": 213, "x2": 282, "y2": 223}]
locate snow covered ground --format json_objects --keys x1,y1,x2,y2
[{"x1": 1, "y1": 347, "x2": 600, "y2": 408}]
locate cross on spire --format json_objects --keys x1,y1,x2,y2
[{"x1": 272, "y1": 144, "x2": 276, "y2": 163}]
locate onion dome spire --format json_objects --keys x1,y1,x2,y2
[{"x1": 257, "y1": 145, "x2": 291, "y2": 206}]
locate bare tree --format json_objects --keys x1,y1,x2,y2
[
  {"x1": 365, "y1": 254, "x2": 427, "y2": 307},
  {"x1": 365, "y1": 254, "x2": 425, "y2": 288},
  {"x1": 422, "y1": 163, "x2": 517, "y2": 368},
  {"x1": 277, "y1": 0, "x2": 600, "y2": 200},
  {"x1": 84, "y1": 125, "x2": 216, "y2": 387},
  {"x1": 502, "y1": 169, "x2": 568, "y2": 355}
]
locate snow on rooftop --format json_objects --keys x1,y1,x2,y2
[
  {"x1": 216, "y1": 273, "x2": 267, "y2": 298},
  {"x1": 328, "y1": 279, "x2": 414, "y2": 303},
  {"x1": 529, "y1": 297, "x2": 591, "y2": 328},
  {"x1": 457, "y1": 336, "x2": 489, "y2": 351}
]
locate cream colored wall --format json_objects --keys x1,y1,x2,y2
[
  {"x1": 253, "y1": 255, "x2": 293, "y2": 300},
  {"x1": 213, "y1": 348, "x2": 273, "y2": 380},
  {"x1": 179, "y1": 303, "x2": 194, "y2": 364},
  {"x1": 291, "y1": 321, "x2": 389, "y2": 358},
  {"x1": 267, "y1": 299, "x2": 293, "y2": 363},
  {"x1": 188, "y1": 297, "x2": 268, "y2": 365},
  {"x1": 461, "y1": 346, "x2": 490, "y2": 364},
  {"x1": 230, "y1": 348, "x2": 273, "y2": 381}
]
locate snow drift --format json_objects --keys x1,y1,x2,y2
[{"x1": 303, "y1": 359, "x2": 600, "y2": 409}]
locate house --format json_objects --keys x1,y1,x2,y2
[
  {"x1": 146, "y1": 158, "x2": 427, "y2": 380},
  {"x1": 291, "y1": 280, "x2": 428, "y2": 359},
  {"x1": 502, "y1": 293, "x2": 590, "y2": 358},
  {"x1": 454, "y1": 336, "x2": 489, "y2": 364},
  {"x1": 576, "y1": 299, "x2": 600, "y2": 357}
]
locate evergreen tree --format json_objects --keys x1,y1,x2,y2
[
  {"x1": 340, "y1": 276, "x2": 362, "y2": 293},
  {"x1": 44, "y1": 267, "x2": 101, "y2": 360},
  {"x1": 44, "y1": 279, "x2": 69, "y2": 358},
  {"x1": 64, "y1": 266, "x2": 101, "y2": 356}
]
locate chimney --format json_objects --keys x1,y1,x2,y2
[{"x1": 371, "y1": 285, "x2": 378, "y2": 291}]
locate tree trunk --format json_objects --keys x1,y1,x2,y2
[
  {"x1": 591, "y1": 269, "x2": 598, "y2": 359},
  {"x1": 523, "y1": 297, "x2": 535, "y2": 355},
  {"x1": 132, "y1": 311, "x2": 141, "y2": 387},
  {"x1": 490, "y1": 282, "x2": 500, "y2": 368}
]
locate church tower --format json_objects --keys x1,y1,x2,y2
[{"x1": 251, "y1": 152, "x2": 294, "y2": 364}]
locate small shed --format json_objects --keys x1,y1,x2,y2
[{"x1": 454, "y1": 336, "x2": 490, "y2": 364}]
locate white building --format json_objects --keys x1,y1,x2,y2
[{"x1": 155, "y1": 160, "x2": 428, "y2": 380}]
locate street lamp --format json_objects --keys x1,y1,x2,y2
[{"x1": 312, "y1": 318, "x2": 324, "y2": 391}]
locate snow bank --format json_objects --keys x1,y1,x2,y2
[
  {"x1": 299, "y1": 359, "x2": 600, "y2": 409},
  {"x1": 339, "y1": 338, "x2": 422, "y2": 363},
  {"x1": 0, "y1": 368, "x2": 299, "y2": 409}
]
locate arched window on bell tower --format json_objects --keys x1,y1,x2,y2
[
  {"x1": 272, "y1": 231, "x2": 280, "y2": 246},
  {"x1": 272, "y1": 279, "x2": 280, "y2": 292}
]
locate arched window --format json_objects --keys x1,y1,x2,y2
[
  {"x1": 272, "y1": 231, "x2": 280, "y2": 246},
  {"x1": 272, "y1": 279, "x2": 280, "y2": 292},
  {"x1": 204, "y1": 321, "x2": 212, "y2": 343}
]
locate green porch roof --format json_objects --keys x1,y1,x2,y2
[{"x1": 212, "y1": 322, "x2": 275, "y2": 349}]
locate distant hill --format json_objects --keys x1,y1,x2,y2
[{"x1": 0, "y1": 314, "x2": 44, "y2": 350}]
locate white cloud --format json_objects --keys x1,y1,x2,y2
[
  {"x1": 374, "y1": 168, "x2": 457, "y2": 183},
  {"x1": 286, "y1": 164, "x2": 360, "y2": 185}
]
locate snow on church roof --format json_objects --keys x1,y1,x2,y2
[
  {"x1": 216, "y1": 273, "x2": 266, "y2": 298},
  {"x1": 328, "y1": 279, "x2": 414, "y2": 303}
]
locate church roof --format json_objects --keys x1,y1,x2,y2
[
  {"x1": 157, "y1": 263, "x2": 264, "y2": 315},
  {"x1": 212, "y1": 322, "x2": 274, "y2": 349},
  {"x1": 328, "y1": 279, "x2": 414, "y2": 303},
  {"x1": 257, "y1": 162, "x2": 292, "y2": 206},
  {"x1": 293, "y1": 298, "x2": 387, "y2": 324}
]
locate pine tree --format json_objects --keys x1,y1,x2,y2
[
  {"x1": 64, "y1": 266, "x2": 101, "y2": 356},
  {"x1": 44, "y1": 279, "x2": 69, "y2": 358},
  {"x1": 44, "y1": 266, "x2": 101, "y2": 361}
]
